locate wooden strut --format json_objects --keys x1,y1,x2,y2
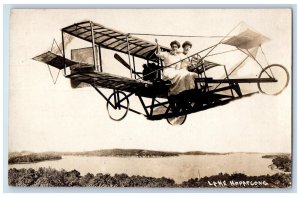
[
  {"x1": 61, "y1": 31, "x2": 66, "y2": 76},
  {"x1": 126, "y1": 35, "x2": 133, "y2": 78},
  {"x1": 90, "y1": 21, "x2": 98, "y2": 71}
]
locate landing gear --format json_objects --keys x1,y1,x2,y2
[
  {"x1": 258, "y1": 64, "x2": 289, "y2": 95},
  {"x1": 166, "y1": 95, "x2": 188, "y2": 126},
  {"x1": 106, "y1": 91, "x2": 129, "y2": 121},
  {"x1": 166, "y1": 111, "x2": 187, "y2": 126}
]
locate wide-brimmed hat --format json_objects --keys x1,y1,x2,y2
[
  {"x1": 170, "y1": 40, "x2": 180, "y2": 48},
  {"x1": 182, "y1": 41, "x2": 192, "y2": 48}
]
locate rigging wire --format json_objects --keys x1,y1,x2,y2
[
  {"x1": 206, "y1": 49, "x2": 240, "y2": 57},
  {"x1": 128, "y1": 32, "x2": 231, "y2": 38},
  {"x1": 260, "y1": 45, "x2": 274, "y2": 78},
  {"x1": 260, "y1": 45, "x2": 270, "y2": 66},
  {"x1": 47, "y1": 65, "x2": 61, "y2": 85},
  {"x1": 47, "y1": 39, "x2": 62, "y2": 84}
]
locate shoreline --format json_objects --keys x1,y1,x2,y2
[
  {"x1": 9, "y1": 151, "x2": 290, "y2": 165},
  {"x1": 7, "y1": 153, "x2": 291, "y2": 187}
]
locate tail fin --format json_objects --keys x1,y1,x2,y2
[{"x1": 33, "y1": 51, "x2": 94, "y2": 88}]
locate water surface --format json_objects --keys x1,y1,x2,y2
[{"x1": 9, "y1": 153, "x2": 278, "y2": 183}]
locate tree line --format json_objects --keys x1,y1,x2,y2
[
  {"x1": 8, "y1": 167, "x2": 291, "y2": 188},
  {"x1": 9, "y1": 154, "x2": 62, "y2": 164}
]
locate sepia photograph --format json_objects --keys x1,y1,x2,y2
[{"x1": 8, "y1": 8, "x2": 292, "y2": 188}]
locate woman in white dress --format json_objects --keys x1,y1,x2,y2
[
  {"x1": 156, "y1": 40, "x2": 197, "y2": 96},
  {"x1": 179, "y1": 41, "x2": 198, "y2": 90}
]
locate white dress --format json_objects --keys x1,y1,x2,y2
[{"x1": 156, "y1": 51, "x2": 197, "y2": 95}]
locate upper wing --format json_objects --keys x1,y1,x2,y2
[{"x1": 62, "y1": 21, "x2": 170, "y2": 62}]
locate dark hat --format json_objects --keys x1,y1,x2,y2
[
  {"x1": 182, "y1": 41, "x2": 192, "y2": 48},
  {"x1": 170, "y1": 40, "x2": 180, "y2": 48}
]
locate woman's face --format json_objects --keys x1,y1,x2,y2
[
  {"x1": 171, "y1": 44, "x2": 179, "y2": 53},
  {"x1": 183, "y1": 45, "x2": 191, "y2": 54}
]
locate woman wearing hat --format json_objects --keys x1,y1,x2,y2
[
  {"x1": 155, "y1": 40, "x2": 197, "y2": 96},
  {"x1": 180, "y1": 41, "x2": 193, "y2": 69},
  {"x1": 156, "y1": 40, "x2": 182, "y2": 70}
]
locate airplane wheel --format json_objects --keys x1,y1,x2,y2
[
  {"x1": 167, "y1": 115, "x2": 187, "y2": 125},
  {"x1": 166, "y1": 106, "x2": 187, "y2": 126},
  {"x1": 166, "y1": 96, "x2": 187, "y2": 125},
  {"x1": 106, "y1": 91, "x2": 129, "y2": 121},
  {"x1": 167, "y1": 114, "x2": 187, "y2": 126},
  {"x1": 257, "y1": 64, "x2": 289, "y2": 95}
]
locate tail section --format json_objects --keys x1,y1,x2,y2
[
  {"x1": 33, "y1": 50, "x2": 94, "y2": 88},
  {"x1": 33, "y1": 51, "x2": 77, "y2": 70}
]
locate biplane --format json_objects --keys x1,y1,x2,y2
[{"x1": 33, "y1": 21, "x2": 289, "y2": 125}]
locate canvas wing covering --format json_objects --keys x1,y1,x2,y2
[
  {"x1": 62, "y1": 21, "x2": 170, "y2": 62},
  {"x1": 223, "y1": 28, "x2": 270, "y2": 49}
]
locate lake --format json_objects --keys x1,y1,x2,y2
[{"x1": 9, "y1": 153, "x2": 279, "y2": 183}]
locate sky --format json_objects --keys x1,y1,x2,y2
[{"x1": 8, "y1": 9, "x2": 292, "y2": 153}]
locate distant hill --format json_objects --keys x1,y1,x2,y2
[
  {"x1": 9, "y1": 149, "x2": 229, "y2": 160},
  {"x1": 59, "y1": 149, "x2": 228, "y2": 157},
  {"x1": 11, "y1": 149, "x2": 268, "y2": 162},
  {"x1": 61, "y1": 149, "x2": 179, "y2": 157},
  {"x1": 9, "y1": 153, "x2": 62, "y2": 164},
  {"x1": 9, "y1": 149, "x2": 292, "y2": 166},
  {"x1": 262, "y1": 153, "x2": 291, "y2": 159},
  {"x1": 9, "y1": 151, "x2": 33, "y2": 158}
]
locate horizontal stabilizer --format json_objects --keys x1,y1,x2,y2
[
  {"x1": 33, "y1": 51, "x2": 78, "y2": 69},
  {"x1": 33, "y1": 51, "x2": 95, "y2": 70},
  {"x1": 223, "y1": 29, "x2": 270, "y2": 49}
]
